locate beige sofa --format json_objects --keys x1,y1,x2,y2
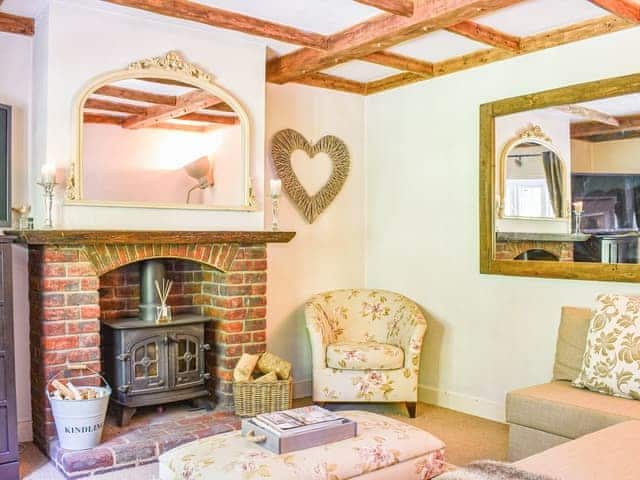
[{"x1": 506, "y1": 306, "x2": 640, "y2": 461}]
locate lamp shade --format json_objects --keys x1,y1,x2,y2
[{"x1": 184, "y1": 156, "x2": 210, "y2": 180}]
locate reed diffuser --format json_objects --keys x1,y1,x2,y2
[{"x1": 154, "y1": 278, "x2": 173, "y2": 324}]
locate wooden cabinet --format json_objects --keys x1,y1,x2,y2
[{"x1": 0, "y1": 238, "x2": 18, "y2": 479}]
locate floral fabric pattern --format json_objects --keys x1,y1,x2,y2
[
  {"x1": 159, "y1": 411, "x2": 446, "y2": 480},
  {"x1": 326, "y1": 341, "x2": 404, "y2": 370},
  {"x1": 574, "y1": 294, "x2": 640, "y2": 400},
  {"x1": 305, "y1": 289, "x2": 427, "y2": 403}
]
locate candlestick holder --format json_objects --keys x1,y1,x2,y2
[
  {"x1": 37, "y1": 181, "x2": 58, "y2": 229},
  {"x1": 574, "y1": 211, "x2": 583, "y2": 234},
  {"x1": 271, "y1": 194, "x2": 280, "y2": 232}
]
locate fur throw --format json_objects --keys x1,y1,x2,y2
[{"x1": 437, "y1": 461, "x2": 557, "y2": 480}]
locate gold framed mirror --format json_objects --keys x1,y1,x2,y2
[
  {"x1": 67, "y1": 51, "x2": 256, "y2": 211},
  {"x1": 480, "y1": 73, "x2": 640, "y2": 282}
]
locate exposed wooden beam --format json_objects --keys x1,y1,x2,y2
[
  {"x1": 555, "y1": 105, "x2": 619, "y2": 126},
  {"x1": 83, "y1": 113, "x2": 127, "y2": 125},
  {"x1": 354, "y1": 0, "x2": 414, "y2": 17},
  {"x1": 587, "y1": 0, "x2": 640, "y2": 22},
  {"x1": 361, "y1": 51, "x2": 434, "y2": 76},
  {"x1": 266, "y1": 0, "x2": 523, "y2": 84},
  {"x1": 579, "y1": 130, "x2": 640, "y2": 143},
  {"x1": 177, "y1": 113, "x2": 239, "y2": 124},
  {"x1": 205, "y1": 102, "x2": 235, "y2": 113},
  {"x1": 100, "y1": 0, "x2": 328, "y2": 49},
  {"x1": 148, "y1": 122, "x2": 213, "y2": 133},
  {"x1": 94, "y1": 85, "x2": 177, "y2": 105},
  {"x1": 366, "y1": 15, "x2": 633, "y2": 94},
  {"x1": 84, "y1": 98, "x2": 148, "y2": 115},
  {"x1": 447, "y1": 20, "x2": 520, "y2": 50},
  {"x1": 365, "y1": 72, "x2": 425, "y2": 94},
  {"x1": 140, "y1": 77, "x2": 198, "y2": 88},
  {"x1": 123, "y1": 90, "x2": 221, "y2": 129},
  {"x1": 571, "y1": 114, "x2": 640, "y2": 138},
  {"x1": 292, "y1": 72, "x2": 368, "y2": 94},
  {"x1": 0, "y1": 12, "x2": 35, "y2": 36}
]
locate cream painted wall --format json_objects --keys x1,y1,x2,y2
[
  {"x1": 365, "y1": 27, "x2": 640, "y2": 421},
  {"x1": 573, "y1": 137, "x2": 640, "y2": 174},
  {"x1": 34, "y1": 0, "x2": 265, "y2": 229},
  {"x1": 0, "y1": 32, "x2": 34, "y2": 442},
  {"x1": 265, "y1": 83, "x2": 365, "y2": 397}
]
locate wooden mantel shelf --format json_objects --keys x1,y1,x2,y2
[{"x1": 4, "y1": 230, "x2": 296, "y2": 245}]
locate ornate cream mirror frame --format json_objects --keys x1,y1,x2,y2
[
  {"x1": 66, "y1": 51, "x2": 256, "y2": 211},
  {"x1": 497, "y1": 124, "x2": 570, "y2": 220}
]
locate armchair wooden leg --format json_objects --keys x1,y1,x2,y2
[{"x1": 406, "y1": 402, "x2": 417, "y2": 418}]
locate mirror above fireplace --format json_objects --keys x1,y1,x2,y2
[
  {"x1": 480, "y1": 73, "x2": 640, "y2": 282},
  {"x1": 67, "y1": 51, "x2": 255, "y2": 211}
]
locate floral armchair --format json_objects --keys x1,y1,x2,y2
[{"x1": 304, "y1": 289, "x2": 427, "y2": 417}]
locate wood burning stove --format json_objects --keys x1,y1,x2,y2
[{"x1": 102, "y1": 260, "x2": 211, "y2": 426}]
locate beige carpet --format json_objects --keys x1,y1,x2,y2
[{"x1": 20, "y1": 401, "x2": 508, "y2": 479}]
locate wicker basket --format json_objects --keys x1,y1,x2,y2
[{"x1": 233, "y1": 378, "x2": 293, "y2": 417}]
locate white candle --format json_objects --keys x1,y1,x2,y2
[
  {"x1": 270, "y1": 179, "x2": 282, "y2": 198},
  {"x1": 41, "y1": 163, "x2": 56, "y2": 184},
  {"x1": 573, "y1": 201, "x2": 583, "y2": 214}
]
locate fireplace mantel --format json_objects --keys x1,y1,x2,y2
[{"x1": 5, "y1": 229, "x2": 295, "y2": 245}]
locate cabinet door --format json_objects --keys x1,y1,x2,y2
[
  {"x1": 172, "y1": 334, "x2": 203, "y2": 389},
  {"x1": 127, "y1": 336, "x2": 168, "y2": 395}
]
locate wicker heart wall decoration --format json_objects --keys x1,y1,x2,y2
[{"x1": 271, "y1": 128, "x2": 350, "y2": 223}]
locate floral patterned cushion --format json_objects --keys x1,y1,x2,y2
[
  {"x1": 158, "y1": 411, "x2": 446, "y2": 480},
  {"x1": 574, "y1": 294, "x2": 640, "y2": 400},
  {"x1": 326, "y1": 341, "x2": 404, "y2": 370}
]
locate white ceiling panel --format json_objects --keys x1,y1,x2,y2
[
  {"x1": 389, "y1": 30, "x2": 488, "y2": 63},
  {"x1": 322, "y1": 60, "x2": 401, "y2": 83},
  {"x1": 1, "y1": 0, "x2": 49, "y2": 17},
  {"x1": 475, "y1": 0, "x2": 610, "y2": 37},
  {"x1": 194, "y1": 0, "x2": 380, "y2": 35}
]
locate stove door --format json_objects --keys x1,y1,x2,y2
[
  {"x1": 127, "y1": 335, "x2": 169, "y2": 395},
  {"x1": 172, "y1": 334, "x2": 204, "y2": 389}
]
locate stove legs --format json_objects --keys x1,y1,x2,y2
[
  {"x1": 118, "y1": 405, "x2": 137, "y2": 427},
  {"x1": 191, "y1": 397, "x2": 214, "y2": 410}
]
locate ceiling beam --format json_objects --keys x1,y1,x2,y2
[
  {"x1": 83, "y1": 113, "x2": 127, "y2": 125},
  {"x1": 365, "y1": 72, "x2": 425, "y2": 94},
  {"x1": 94, "y1": 85, "x2": 177, "y2": 105},
  {"x1": 554, "y1": 105, "x2": 619, "y2": 126},
  {"x1": 292, "y1": 72, "x2": 368, "y2": 94},
  {"x1": 177, "y1": 113, "x2": 239, "y2": 124},
  {"x1": 571, "y1": 114, "x2": 640, "y2": 138},
  {"x1": 366, "y1": 15, "x2": 633, "y2": 94},
  {"x1": 0, "y1": 12, "x2": 35, "y2": 36},
  {"x1": 140, "y1": 77, "x2": 198, "y2": 88},
  {"x1": 354, "y1": 0, "x2": 414, "y2": 17},
  {"x1": 579, "y1": 130, "x2": 640, "y2": 143},
  {"x1": 266, "y1": 0, "x2": 524, "y2": 84},
  {"x1": 587, "y1": 0, "x2": 640, "y2": 22},
  {"x1": 122, "y1": 90, "x2": 221, "y2": 129},
  {"x1": 84, "y1": 98, "x2": 148, "y2": 115},
  {"x1": 205, "y1": 102, "x2": 235, "y2": 113},
  {"x1": 361, "y1": 51, "x2": 434, "y2": 76},
  {"x1": 148, "y1": 122, "x2": 214, "y2": 133},
  {"x1": 446, "y1": 20, "x2": 521, "y2": 50},
  {"x1": 100, "y1": 0, "x2": 328, "y2": 49}
]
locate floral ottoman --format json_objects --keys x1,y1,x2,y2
[{"x1": 159, "y1": 410, "x2": 446, "y2": 479}]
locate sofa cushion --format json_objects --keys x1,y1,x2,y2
[
  {"x1": 507, "y1": 381, "x2": 640, "y2": 439},
  {"x1": 326, "y1": 341, "x2": 404, "y2": 370},
  {"x1": 574, "y1": 294, "x2": 640, "y2": 399},
  {"x1": 553, "y1": 306, "x2": 592, "y2": 382}
]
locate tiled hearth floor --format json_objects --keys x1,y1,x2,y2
[
  {"x1": 21, "y1": 401, "x2": 508, "y2": 479},
  {"x1": 36, "y1": 401, "x2": 240, "y2": 478}
]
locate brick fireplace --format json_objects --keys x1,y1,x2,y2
[{"x1": 10, "y1": 230, "x2": 294, "y2": 453}]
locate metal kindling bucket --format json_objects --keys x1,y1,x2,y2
[{"x1": 46, "y1": 364, "x2": 111, "y2": 451}]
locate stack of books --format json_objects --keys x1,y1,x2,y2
[{"x1": 241, "y1": 405, "x2": 357, "y2": 454}]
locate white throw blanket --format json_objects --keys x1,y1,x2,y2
[{"x1": 437, "y1": 461, "x2": 557, "y2": 480}]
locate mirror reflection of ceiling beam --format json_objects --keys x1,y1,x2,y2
[
  {"x1": 94, "y1": 85, "x2": 177, "y2": 106},
  {"x1": 84, "y1": 98, "x2": 148, "y2": 115},
  {"x1": 571, "y1": 114, "x2": 640, "y2": 141},
  {"x1": 83, "y1": 113, "x2": 125, "y2": 125},
  {"x1": 555, "y1": 105, "x2": 620, "y2": 126},
  {"x1": 178, "y1": 113, "x2": 239, "y2": 124},
  {"x1": 353, "y1": 0, "x2": 414, "y2": 17},
  {"x1": 587, "y1": 0, "x2": 640, "y2": 22},
  {"x1": 83, "y1": 112, "x2": 228, "y2": 133},
  {"x1": 122, "y1": 90, "x2": 223, "y2": 129}
]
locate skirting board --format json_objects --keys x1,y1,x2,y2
[
  {"x1": 419, "y1": 384, "x2": 505, "y2": 423},
  {"x1": 18, "y1": 420, "x2": 33, "y2": 443}
]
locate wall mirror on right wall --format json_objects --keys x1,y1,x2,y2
[{"x1": 480, "y1": 73, "x2": 640, "y2": 282}]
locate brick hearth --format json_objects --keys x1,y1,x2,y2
[{"x1": 11, "y1": 230, "x2": 295, "y2": 454}]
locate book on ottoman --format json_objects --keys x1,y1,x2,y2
[{"x1": 241, "y1": 406, "x2": 357, "y2": 454}]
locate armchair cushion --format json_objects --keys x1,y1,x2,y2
[{"x1": 326, "y1": 341, "x2": 404, "y2": 370}]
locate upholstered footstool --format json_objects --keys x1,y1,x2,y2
[{"x1": 159, "y1": 410, "x2": 446, "y2": 479}]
